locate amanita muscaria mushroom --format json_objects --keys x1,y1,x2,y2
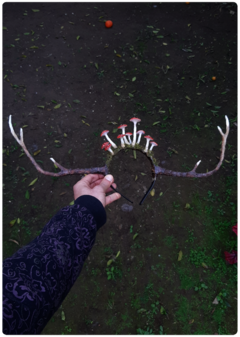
[
  {"x1": 118, "y1": 124, "x2": 130, "y2": 145},
  {"x1": 100, "y1": 130, "x2": 117, "y2": 148},
  {"x1": 149, "y1": 141, "x2": 158, "y2": 151},
  {"x1": 143, "y1": 135, "x2": 153, "y2": 152},
  {"x1": 104, "y1": 143, "x2": 114, "y2": 155},
  {"x1": 117, "y1": 134, "x2": 125, "y2": 148},
  {"x1": 130, "y1": 117, "x2": 141, "y2": 146},
  {"x1": 125, "y1": 132, "x2": 132, "y2": 144},
  {"x1": 136, "y1": 130, "x2": 145, "y2": 144}
]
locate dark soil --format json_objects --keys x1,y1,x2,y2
[{"x1": 3, "y1": 2, "x2": 237, "y2": 335}]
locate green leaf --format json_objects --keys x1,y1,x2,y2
[
  {"x1": 129, "y1": 93, "x2": 134, "y2": 97},
  {"x1": 37, "y1": 105, "x2": 44, "y2": 109},
  {"x1": 153, "y1": 121, "x2": 160, "y2": 125},
  {"x1": 159, "y1": 192, "x2": 163, "y2": 196},
  {"x1": 9, "y1": 219, "x2": 16, "y2": 227},
  {"x1": 132, "y1": 77, "x2": 136, "y2": 82},
  {"x1": 69, "y1": 200, "x2": 74, "y2": 205},
  {"x1": 133, "y1": 233, "x2": 139, "y2": 240},
  {"x1": 24, "y1": 32, "x2": 30, "y2": 35},
  {"x1": 4, "y1": 75, "x2": 7, "y2": 79},
  {"x1": 206, "y1": 102, "x2": 212, "y2": 106},
  {"x1": 178, "y1": 250, "x2": 183, "y2": 261},
  {"x1": 51, "y1": 100, "x2": 57, "y2": 103},
  {"x1": 32, "y1": 9, "x2": 40, "y2": 12},
  {"x1": 61, "y1": 311, "x2": 65, "y2": 321},
  {"x1": 152, "y1": 30, "x2": 158, "y2": 33},
  {"x1": 141, "y1": 172, "x2": 146, "y2": 176},
  {"x1": 3, "y1": 27, "x2": 7, "y2": 30},
  {"x1": 214, "y1": 106, "x2": 221, "y2": 109},
  {"x1": 157, "y1": 35, "x2": 164, "y2": 38},
  {"x1": 73, "y1": 99, "x2": 80, "y2": 104},
  {"x1": 54, "y1": 104, "x2": 61, "y2": 109},
  {"x1": 95, "y1": 63, "x2": 98, "y2": 69},
  {"x1": 76, "y1": 35, "x2": 80, "y2": 40},
  {"x1": 25, "y1": 190, "x2": 30, "y2": 199},
  {"x1": 116, "y1": 251, "x2": 120, "y2": 258},
  {"x1": 30, "y1": 46, "x2": 39, "y2": 49},
  {"x1": 28, "y1": 178, "x2": 38, "y2": 186},
  {"x1": 221, "y1": 92, "x2": 227, "y2": 95},
  {"x1": 112, "y1": 128, "x2": 118, "y2": 133},
  {"x1": 165, "y1": 54, "x2": 170, "y2": 57},
  {"x1": 114, "y1": 92, "x2": 120, "y2": 96}
]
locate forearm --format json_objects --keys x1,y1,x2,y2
[{"x1": 3, "y1": 196, "x2": 106, "y2": 335}]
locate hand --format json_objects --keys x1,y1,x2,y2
[{"x1": 73, "y1": 174, "x2": 121, "y2": 207}]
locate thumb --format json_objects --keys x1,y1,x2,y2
[{"x1": 99, "y1": 174, "x2": 114, "y2": 192}]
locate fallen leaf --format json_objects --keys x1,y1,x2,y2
[
  {"x1": 69, "y1": 200, "x2": 74, "y2": 205},
  {"x1": 64, "y1": 133, "x2": 67, "y2": 137},
  {"x1": 22, "y1": 125, "x2": 28, "y2": 128},
  {"x1": 132, "y1": 77, "x2": 136, "y2": 82},
  {"x1": 212, "y1": 297, "x2": 219, "y2": 305},
  {"x1": 54, "y1": 104, "x2": 61, "y2": 109},
  {"x1": 32, "y1": 9, "x2": 40, "y2": 12},
  {"x1": 133, "y1": 233, "x2": 139, "y2": 240},
  {"x1": 189, "y1": 319, "x2": 194, "y2": 324},
  {"x1": 150, "y1": 189, "x2": 155, "y2": 196},
  {"x1": 107, "y1": 259, "x2": 113, "y2": 266},
  {"x1": 116, "y1": 54, "x2": 121, "y2": 57},
  {"x1": 37, "y1": 105, "x2": 44, "y2": 109},
  {"x1": 141, "y1": 173, "x2": 146, "y2": 176},
  {"x1": 17, "y1": 218, "x2": 21, "y2": 224},
  {"x1": 202, "y1": 262, "x2": 208, "y2": 269},
  {"x1": 76, "y1": 35, "x2": 80, "y2": 40},
  {"x1": 185, "y1": 96, "x2": 191, "y2": 100},
  {"x1": 9, "y1": 239, "x2": 19, "y2": 245},
  {"x1": 178, "y1": 250, "x2": 183, "y2": 261},
  {"x1": 159, "y1": 192, "x2": 163, "y2": 196},
  {"x1": 60, "y1": 192, "x2": 66, "y2": 196},
  {"x1": 135, "y1": 175, "x2": 138, "y2": 181},
  {"x1": 153, "y1": 121, "x2": 160, "y2": 125},
  {"x1": 61, "y1": 311, "x2": 65, "y2": 321},
  {"x1": 95, "y1": 63, "x2": 98, "y2": 69},
  {"x1": 185, "y1": 203, "x2": 190, "y2": 209},
  {"x1": 28, "y1": 178, "x2": 38, "y2": 186},
  {"x1": 73, "y1": 99, "x2": 80, "y2": 104},
  {"x1": 9, "y1": 219, "x2": 16, "y2": 227},
  {"x1": 30, "y1": 46, "x2": 39, "y2": 49},
  {"x1": 25, "y1": 190, "x2": 30, "y2": 199},
  {"x1": 33, "y1": 150, "x2": 41, "y2": 156}
]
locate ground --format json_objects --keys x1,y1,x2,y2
[{"x1": 3, "y1": 2, "x2": 237, "y2": 335}]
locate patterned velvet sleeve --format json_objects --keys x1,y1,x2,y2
[{"x1": 3, "y1": 195, "x2": 106, "y2": 335}]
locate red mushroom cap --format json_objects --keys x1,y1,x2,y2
[
  {"x1": 150, "y1": 141, "x2": 158, "y2": 146},
  {"x1": 130, "y1": 117, "x2": 141, "y2": 123},
  {"x1": 118, "y1": 124, "x2": 127, "y2": 129},
  {"x1": 125, "y1": 132, "x2": 132, "y2": 136},
  {"x1": 117, "y1": 134, "x2": 125, "y2": 139},
  {"x1": 144, "y1": 135, "x2": 153, "y2": 140},
  {"x1": 101, "y1": 142, "x2": 110, "y2": 149},
  {"x1": 136, "y1": 130, "x2": 145, "y2": 134},
  {"x1": 105, "y1": 143, "x2": 111, "y2": 151},
  {"x1": 100, "y1": 130, "x2": 109, "y2": 137}
]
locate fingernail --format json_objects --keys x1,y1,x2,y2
[{"x1": 105, "y1": 174, "x2": 113, "y2": 182}]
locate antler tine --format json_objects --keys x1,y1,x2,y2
[
  {"x1": 155, "y1": 116, "x2": 230, "y2": 178},
  {"x1": 8, "y1": 115, "x2": 107, "y2": 177}
]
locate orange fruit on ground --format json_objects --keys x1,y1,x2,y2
[
  {"x1": 212, "y1": 76, "x2": 216, "y2": 81},
  {"x1": 105, "y1": 20, "x2": 113, "y2": 28}
]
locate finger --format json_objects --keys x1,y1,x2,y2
[
  {"x1": 106, "y1": 183, "x2": 117, "y2": 194},
  {"x1": 99, "y1": 174, "x2": 114, "y2": 193},
  {"x1": 89, "y1": 177, "x2": 105, "y2": 188},
  {"x1": 106, "y1": 192, "x2": 121, "y2": 206},
  {"x1": 81, "y1": 174, "x2": 104, "y2": 186}
]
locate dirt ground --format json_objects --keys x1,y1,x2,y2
[{"x1": 3, "y1": 2, "x2": 237, "y2": 335}]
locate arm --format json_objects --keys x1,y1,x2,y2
[{"x1": 3, "y1": 174, "x2": 120, "y2": 334}]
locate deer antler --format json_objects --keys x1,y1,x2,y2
[
  {"x1": 8, "y1": 114, "x2": 230, "y2": 205},
  {"x1": 154, "y1": 115, "x2": 230, "y2": 178},
  {"x1": 8, "y1": 115, "x2": 107, "y2": 177}
]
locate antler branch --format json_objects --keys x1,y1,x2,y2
[
  {"x1": 8, "y1": 115, "x2": 107, "y2": 177},
  {"x1": 154, "y1": 115, "x2": 230, "y2": 178}
]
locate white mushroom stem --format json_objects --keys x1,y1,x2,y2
[
  {"x1": 144, "y1": 138, "x2": 152, "y2": 152},
  {"x1": 137, "y1": 133, "x2": 144, "y2": 144},
  {"x1": 120, "y1": 127, "x2": 130, "y2": 145},
  {"x1": 107, "y1": 147, "x2": 114, "y2": 155},
  {"x1": 105, "y1": 134, "x2": 117, "y2": 149},
  {"x1": 132, "y1": 122, "x2": 138, "y2": 147},
  {"x1": 119, "y1": 137, "x2": 125, "y2": 148},
  {"x1": 149, "y1": 143, "x2": 157, "y2": 151},
  {"x1": 125, "y1": 134, "x2": 132, "y2": 144}
]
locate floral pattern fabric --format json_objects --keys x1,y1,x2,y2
[{"x1": 3, "y1": 196, "x2": 106, "y2": 334}]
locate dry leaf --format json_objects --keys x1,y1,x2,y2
[
  {"x1": 9, "y1": 239, "x2": 19, "y2": 245},
  {"x1": 150, "y1": 188, "x2": 155, "y2": 196},
  {"x1": 212, "y1": 297, "x2": 219, "y2": 305},
  {"x1": 33, "y1": 150, "x2": 41, "y2": 156},
  {"x1": 189, "y1": 319, "x2": 194, "y2": 324},
  {"x1": 178, "y1": 250, "x2": 183, "y2": 261}
]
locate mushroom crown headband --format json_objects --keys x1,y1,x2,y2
[{"x1": 8, "y1": 115, "x2": 230, "y2": 204}]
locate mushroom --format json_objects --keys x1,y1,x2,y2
[
  {"x1": 130, "y1": 117, "x2": 141, "y2": 146},
  {"x1": 143, "y1": 135, "x2": 153, "y2": 152},
  {"x1": 149, "y1": 141, "x2": 158, "y2": 151},
  {"x1": 125, "y1": 132, "x2": 132, "y2": 144},
  {"x1": 101, "y1": 142, "x2": 110, "y2": 150},
  {"x1": 117, "y1": 134, "x2": 125, "y2": 148},
  {"x1": 118, "y1": 124, "x2": 130, "y2": 145},
  {"x1": 136, "y1": 130, "x2": 145, "y2": 144},
  {"x1": 104, "y1": 143, "x2": 114, "y2": 155},
  {"x1": 100, "y1": 130, "x2": 117, "y2": 149}
]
